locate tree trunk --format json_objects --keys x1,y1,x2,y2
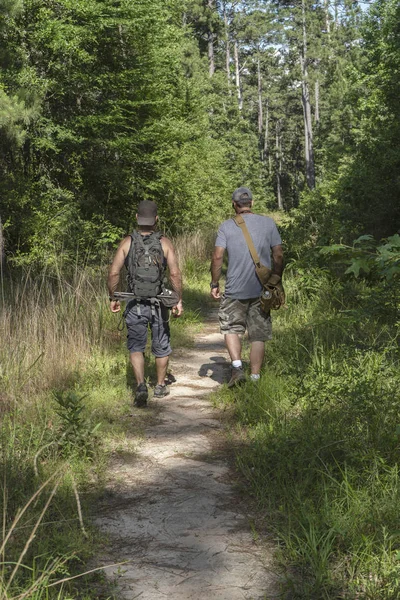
[
  {"x1": 275, "y1": 121, "x2": 284, "y2": 210},
  {"x1": 300, "y1": 0, "x2": 315, "y2": 189},
  {"x1": 118, "y1": 24, "x2": 126, "y2": 60},
  {"x1": 208, "y1": 0, "x2": 215, "y2": 77},
  {"x1": 208, "y1": 32, "x2": 215, "y2": 77},
  {"x1": 263, "y1": 99, "x2": 270, "y2": 171},
  {"x1": 324, "y1": 0, "x2": 331, "y2": 35},
  {"x1": 315, "y1": 79, "x2": 320, "y2": 124},
  {"x1": 257, "y1": 57, "x2": 263, "y2": 135},
  {"x1": 0, "y1": 214, "x2": 4, "y2": 303},
  {"x1": 0, "y1": 215, "x2": 4, "y2": 265},
  {"x1": 223, "y1": 3, "x2": 231, "y2": 89},
  {"x1": 234, "y1": 38, "x2": 243, "y2": 110}
]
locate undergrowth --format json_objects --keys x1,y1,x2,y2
[
  {"x1": 213, "y1": 266, "x2": 400, "y2": 599},
  {"x1": 0, "y1": 230, "x2": 212, "y2": 599}
]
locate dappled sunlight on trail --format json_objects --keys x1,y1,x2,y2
[{"x1": 94, "y1": 317, "x2": 278, "y2": 599}]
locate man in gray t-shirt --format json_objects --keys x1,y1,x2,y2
[{"x1": 210, "y1": 187, "x2": 284, "y2": 387}]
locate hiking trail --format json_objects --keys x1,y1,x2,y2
[{"x1": 94, "y1": 312, "x2": 278, "y2": 599}]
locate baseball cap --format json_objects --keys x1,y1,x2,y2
[
  {"x1": 232, "y1": 187, "x2": 253, "y2": 202},
  {"x1": 137, "y1": 200, "x2": 158, "y2": 226}
]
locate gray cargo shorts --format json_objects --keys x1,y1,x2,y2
[
  {"x1": 124, "y1": 301, "x2": 171, "y2": 357},
  {"x1": 218, "y1": 295, "x2": 272, "y2": 342}
]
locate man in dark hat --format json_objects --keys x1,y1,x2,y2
[
  {"x1": 210, "y1": 187, "x2": 284, "y2": 387},
  {"x1": 108, "y1": 200, "x2": 183, "y2": 406}
]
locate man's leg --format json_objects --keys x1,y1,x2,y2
[
  {"x1": 151, "y1": 305, "x2": 172, "y2": 397},
  {"x1": 249, "y1": 341, "x2": 265, "y2": 375},
  {"x1": 219, "y1": 298, "x2": 247, "y2": 387},
  {"x1": 247, "y1": 299, "x2": 272, "y2": 379},
  {"x1": 155, "y1": 356, "x2": 169, "y2": 386},
  {"x1": 224, "y1": 333, "x2": 242, "y2": 362},
  {"x1": 130, "y1": 352, "x2": 145, "y2": 385},
  {"x1": 126, "y1": 303, "x2": 150, "y2": 406},
  {"x1": 225, "y1": 333, "x2": 246, "y2": 387}
]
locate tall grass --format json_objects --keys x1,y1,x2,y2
[
  {"x1": 214, "y1": 267, "x2": 400, "y2": 599},
  {"x1": 0, "y1": 261, "x2": 119, "y2": 598},
  {"x1": 173, "y1": 229, "x2": 216, "y2": 276},
  {"x1": 0, "y1": 266, "x2": 111, "y2": 404},
  {"x1": 0, "y1": 231, "x2": 214, "y2": 598}
]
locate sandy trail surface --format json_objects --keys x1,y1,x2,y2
[{"x1": 94, "y1": 315, "x2": 278, "y2": 599}]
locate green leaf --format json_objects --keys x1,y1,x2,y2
[
  {"x1": 386, "y1": 234, "x2": 400, "y2": 248},
  {"x1": 319, "y1": 245, "x2": 348, "y2": 255},
  {"x1": 353, "y1": 235, "x2": 375, "y2": 246},
  {"x1": 345, "y1": 258, "x2": 372, "y2": 277}
]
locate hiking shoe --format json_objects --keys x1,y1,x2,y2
[
  {"x1": 134, "y1": 383, "x2": 148, "y2": 407},
  {"x1": 165, "y1": 372, "x2": 177, "y2": 385},
  {"x1": 154, "y1": 384, "x2": 170, "y2": 398},
  {"x1": 227, "y1": 366, "x2": 246, "y2": 388}
]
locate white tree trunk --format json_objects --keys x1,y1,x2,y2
[
  {"x1": 264, "y1": 99, "x2": 270, "y2": 171},
  {"x1": 315, "y1": 78, "x2": 320, "y2": 124},
  {"x1": 208, "y1": 32, "x2": 215, "y2": 77},
  {"x1": 300, "y1": 0, "x2": 315, "y2": 189},
  {"x1": 234, "y1": 39, "x2": 243, "y2": 110},
  {"x1": 276, "y1": 121, "x2": 284, "y2": 210},
  {"x1": 118, "y1": 24, "x2": 126, "y2": 60},
  {"x1": 208, "y1": 0, "x2": 215, "y2": 77},
  {"x1": 324, "y1": 0, "x2": 331, "y2": 35},
  {"x1": 224, "y1": 4, "x2": 231, "y2": 89},
  {"x1": 257, "y1": 57, "x2": 263, "y2": 135}
]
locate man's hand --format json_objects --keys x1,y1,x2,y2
[
  {"x1": 171, "y1": 300, "x2": 183, "y2": 317},
  {"x1": 210, "y1": 286, "x2": 221, "y2": 300},
  {"x1": 110, "y1": 300, "x2": 121, "y2": 313}
]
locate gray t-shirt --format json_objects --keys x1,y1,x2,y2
[{"x1": 215, "y1": 214, "x2": 282, "y2": 299}]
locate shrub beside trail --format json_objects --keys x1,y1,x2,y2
[
  {"x1": 214, "y1": 264, "x2": 400, "y2": 599},
  {"x1": 0, "y1": 240, "x2": 210, "y2": 599}
]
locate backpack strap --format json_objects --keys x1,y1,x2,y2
[{"x1": 233, "y1": 215, "x2": 261, "y2": 268}]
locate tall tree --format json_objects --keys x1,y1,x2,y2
[{"x1": 300, "y1": 0, "x2": 315, "y2": 188}]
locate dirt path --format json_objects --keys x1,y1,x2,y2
[{"x1": 95, "y1": 314, "x2": 278, "y2": 599}]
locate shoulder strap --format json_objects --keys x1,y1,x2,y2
[
  {"x1": 133, "y1": 231, "x2": 148, "y2": 251},
  {"x1": 233, "y1": 215, "x2": 261, "y2": 268}
]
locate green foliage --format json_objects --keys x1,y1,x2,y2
[
  {"x1": 0, "y1": 266, "x2": 137, "y2": 599},
  {"x1": 0, "y1": 0, "x2": 240, "y2": 263},
  {"x1": 0, "y1": 236, "x2": 213, "y2": 599},
  {"x1": 213, "y1": 265, "x2": 400, "y2": 598},
  {"x1": 10, "y1": 182, "x2": 124, "y2": 271},
  {"x1": 321, "y1": 234, "x2": 400, "y2": 283},
  {"x1": 2, "y1": 0, "x2": 397, "y2": 262},
  {"x1": 53, "y1": 391, "x2": 101, "y2": 459}
]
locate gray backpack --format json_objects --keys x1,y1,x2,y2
[{"x1": 125, "y1": 231, "x2": 165, "y2": 298}]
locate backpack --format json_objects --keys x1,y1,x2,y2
[{"x1": 125, "y1": 231, "x2": 165, "y2": 298}]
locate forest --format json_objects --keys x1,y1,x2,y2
[{"x1": 0, "y1": 0, "x2": 400, "y2": 598}]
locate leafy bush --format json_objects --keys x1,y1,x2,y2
[
  {"x1": 53, "y1": 391, "x2": 101, "y2": 459},
  {"x1": 214, "y1": 265, "x2": 400, "y2": 598}
]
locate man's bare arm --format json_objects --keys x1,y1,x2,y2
[
  {"x1": 107, "y1": 237, "x2": 131, "y2": 297},
  {"x1": 271, "y1": 244, "x2": 284, "y2": 278},
  {"x1": 211, "y1": 246, "x2": 225, "y2": 284},
  {"x1": 210, "y1": 246, "x2": 225, "y2": 300},
  {"x1": 162, "y1": 238, "x2": 182, "y2": 300}
]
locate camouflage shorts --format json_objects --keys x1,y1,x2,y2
[{"x1": 218, "y1": 295, "x2": 272, "y2": 342}]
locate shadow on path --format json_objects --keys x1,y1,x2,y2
[
  {"x1": 198, "y1": 355, "x2": 229, "y2": 384},
  {"x1": 94, "y1": 316, "x2": 279, "y2": 599}
]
